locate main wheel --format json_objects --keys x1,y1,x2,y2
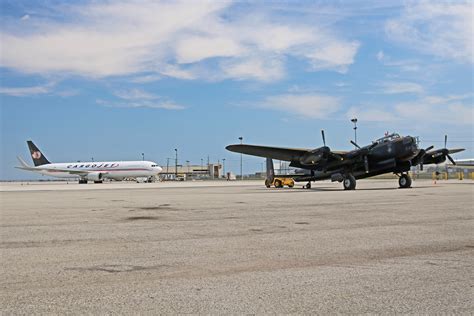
[
  {"x1": 343, "y1": 174, "x2": 356, "y2": 190},
  {"x1": 265, "y1": 179, "x2": 272, "y2": 188},
  {"x1": 79, "y1": 179, "x2": 88, "y2": 184},
  {"x1": 305, "y1": 182, "x2": 311, "y2": 189},
  {"x1": 398, "y1": 174, "x2": 412, "y2": 188}
]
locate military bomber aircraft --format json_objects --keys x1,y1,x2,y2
[{"x1": 226, "y1": 132, "x2": 464, "y2": 190}]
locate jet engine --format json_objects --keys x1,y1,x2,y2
[{"x1": 86, "y1": 172, "x2": 103, "y2": 182}]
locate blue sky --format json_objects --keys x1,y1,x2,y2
[{"x1": 1, "y1": 0, "x2": 473, "y2": 180}]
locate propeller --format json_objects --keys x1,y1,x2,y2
[
  {"x1": 350, "y1": 140, "x2": 361, "y2": 149},
  {"x1": 424, "y1": 134, "x2": 461, "y2": 167},
  {"x1": 444, "y1": 135, "x2": 456, "y2": 165},
  {"x1": 418, "y1": 145, "x2": 434, "y2": 171},
  {"x1": 321, "y1": 130, "x2": 326, "y2": 147},
  {"x1": 434, "y1": 135, "x2": 456, "y2": 165}
]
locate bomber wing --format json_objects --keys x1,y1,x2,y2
[
  {"x1": 226, "y1": 144, "x2": 310, "y2": 161},
  {"x1": 226, "y1": 144, "x2": 350, "y2": 170}
]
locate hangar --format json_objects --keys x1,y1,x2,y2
[{"x1": 160, "y1": 162, "x2": 223, "y2": 180}]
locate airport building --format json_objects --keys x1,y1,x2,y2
[{"x1": 160, "y1": 163, "x2": 223, "y2": 180}]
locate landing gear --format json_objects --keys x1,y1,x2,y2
[
  {"x1": 305, "y1": 182, "x2": 311, "y2": 189},
  {"x1": 343, "y1": 174, "x2": 356, "y2": 190},
  {"x1": 398, "y1": 173, "x2": 412, "y2": 189},
  {"x1": 94, "y1": 181, "x2": 103, "y2": 184},
  {"x1": 265, "y1": 179, "x2": 272, "y2": 188},
  {"x1": 78, "y1": 179, "x2": 88, "y2": 184}
]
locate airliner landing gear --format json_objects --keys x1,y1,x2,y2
[
  {"x1": 94, "y1": 181, "x2": 103, "y2": 184},
  {"x1": 398, "y1": 173, "x2": 412, "y2": 189},
  {"x1": 305, "y1": 182, "x2": 311, "y2": 189},
  {"x1": 78, "y1": 179, "x2": 88, "y2": 184},
  {"x1": 343, "y1": 174, "x2": 356, "y2": 190}
]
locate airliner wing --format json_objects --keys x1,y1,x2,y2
[{"x1": 33, "y1": 168, "x2": 108, "y2": 176}]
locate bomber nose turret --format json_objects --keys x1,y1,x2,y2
[
  {"x1": 404, "y1": 136, "x2": 419, "y2": 159},
  {"x1": 411, "y1": 136, "x2": 418, "y2": 151}
]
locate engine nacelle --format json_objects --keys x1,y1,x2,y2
[
  {"x1": 86, "y1": 172, "x2": 103, "y2": 182},
  {"x1": 422, "y1": 155, "x2": 446, "y2": 165}
]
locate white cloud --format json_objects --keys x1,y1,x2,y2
[
  {"x1": 375, "y1": 51, "x2": 421, "y2": 72},
  {"x1": 113, "y1": 88, "x2": 157, "y2": 100},
  {"x1": 100, "y1": 88, "x2": 185, "y2": 110},
  {"x1": 379, "y1": 81, "x2": 424, "y2": 94},
  {"x1": 97, "y1": 99, "x2": 185, "y2": 110},
  {"x1": 0, "y1": 0, "x2": 359, "y2": 81},
  {"x1": 395, "y1": 101, "x2": 472, "y2": 125},
  {"x1": 385, "y1": 1, "x2": 473, "y2": 63},
  {"x1": 0, "y1": 84, "x2": 51, "y2": 97},
  {"x1": 221, "y1": 57, "x2": 285, "y2": 82},
  {"x1": 20, "y1": 14, "x2": 30, "y2": 21},
  {"x1": 376, "y1": 50, "x2": 384, "y2": 61},
  {"x1": 257, "y1": 93, "x2": 341, "y2": 119},
  {"x1": 175, "y1": 36, "x2": 244, "y2": 64},
  {"x1": 304, "y1": 40, "x2": 360, "y2": 73},
  {"x1": 347, "y1": 94, "x2": 473, "y2": 125},
  {"x1": 129, "y1": 74, "x2": 161, "y2": 83},
  {"x1": 159, "y1": 65, "x2": 196, "y2": 80}
]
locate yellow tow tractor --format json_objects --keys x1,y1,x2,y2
[
  {"x1": 265, "y1": 177, "x2": 295, "y2": 188},
  {"x1": 264, "y1": 158, "x2": 296, "y2": 188}
]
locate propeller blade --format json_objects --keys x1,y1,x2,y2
[
  {"x1": 321, "y1": 130, "x2": 326, "y2": 147},
  {"x1": 364, "y1": 155, "x2": 369, "y2": 173},
  {"x1": 350, "y1": 140, "x2": 361, "y2": 149},
  {"x1": 444, "y1": 135, "x2": 447, "y2": 148},
  {"x1": 425, "y1": 145, "x2": 434, "y2": 152},
  {"x1": 447, "y1": 154, "x2": 456, "y2": 165},
  {"x1": 448, "y1": 148, "x2": 465, "y2": 154}
]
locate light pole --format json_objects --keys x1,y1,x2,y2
[
  {"x1": 222, "y1": 158, "x2": 226, "y2": 179},
  {"x1": 239, "y1": 136, "x2": 243, "y2": 180},
  {"x1": 141, "y1": 153, "x2": 145, "y2": 161},
  {"x1": 174, "y1": 149, "x2": 178, "y2": 178},
  {"x1": 186, "y1": 160, "x2": 190, "y2": 179},
  {"x1": 351, "y1": 118, "x2": 358, "y2": 148}
]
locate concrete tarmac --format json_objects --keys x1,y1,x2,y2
[{"x1": 1, "y1": 180, "x2": 473, "y2": 313}]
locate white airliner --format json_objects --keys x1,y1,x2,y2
[{"x1": 16, "y1": 141, "x2": 163, "y2": 183}]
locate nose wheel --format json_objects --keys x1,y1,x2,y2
[{"x1": 398, "y1": 173, "x2": 412, "y2": 188}]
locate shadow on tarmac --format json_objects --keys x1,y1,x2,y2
[{"x1": 257, "y1": 185, "x2": 434, "y2": 193}]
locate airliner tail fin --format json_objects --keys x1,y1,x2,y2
[{"x1": 27, "y1": 141, "x2": 51, "y2": 166}]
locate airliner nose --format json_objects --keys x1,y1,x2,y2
[{"x1": 156, "y1": 166, "x2": 163, "y2": 173}]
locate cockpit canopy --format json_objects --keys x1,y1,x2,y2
[{"x1": 373, "y1": 133, "x2": 401, "y2": 144}]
